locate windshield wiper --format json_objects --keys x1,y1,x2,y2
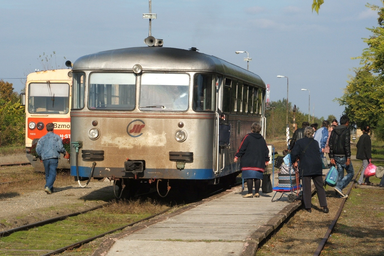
[{"x1": 142, "y1": 105, "x2": 165, "y2": 109}]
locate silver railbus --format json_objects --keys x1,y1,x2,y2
[{"x1": 70, "y1": 46, "x2": 266, "y2": 197}]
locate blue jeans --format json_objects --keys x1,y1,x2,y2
[
  {"x1": 43, "y1": 158, "x2": 58, "y2": 190},
  {"x1": 334, "y1": 156, "x2": 354, "y2": 190}
]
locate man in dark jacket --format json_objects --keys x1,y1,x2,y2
[
  {"x1": 289, "y1": 121, "x2": 309, "y2": 150},
  {"x1": 329, "y1": 115, "x2": 354, "y2": 198},
  {"x1": 356, "y1": 125, "x2": 372, "y2": 185}
]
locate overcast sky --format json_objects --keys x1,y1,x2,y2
[{"x1": 0, "y1": 0, "x2": 382, "y2": 119}]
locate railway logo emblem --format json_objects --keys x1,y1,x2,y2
[{"x1": 127, "y1": 119, "x2": 146, "y2": 137}]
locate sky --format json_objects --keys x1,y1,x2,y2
[{"x1": 1, "y1": 0, "x2": 382, "y2": 120}]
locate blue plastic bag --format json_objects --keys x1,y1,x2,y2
[
  {"x1": 283, "y1": 153, "x2": 291, "y2": 166},
  {"x1": 325, "y1": 166, "x2": 338, "y2": 187}
]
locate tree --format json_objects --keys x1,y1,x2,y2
[
  {"x1": 338, "y1": 68, "x2": 384, "y2": 129},
  {"x1": 0, "y1": 80, "x2": 25, "y2": 146},
  {"x1": 312, "y1": 0, "x2": 324, "y2": 13},
  {"x1": 0, "y1": 80, "x2": 15, "y2": 102},
  {"x1": 337, "y1": 2, "x2": 384, "y2": 139},
  {"x1": 327, "y1": 114, "x2": 337, "y2": 123}
]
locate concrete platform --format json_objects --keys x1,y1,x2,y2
[{"x1": 105, "y1": 183, "x2": 302, "y2": 256}]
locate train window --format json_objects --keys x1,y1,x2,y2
[
  {"x1": 232, "y1": 82, "x2": 237, "y2": 112},
  {"x1": 193, "y1": 74, "x2": 215, "y2": 112},
  {"x1": 248, "y1": 87, "x2": 254, "y2": 114},
  {"x1": 140, "y1": 73, "x2": 189, "y2": 111},
  {"x1": 259, "y1": 90, "x2": 264, "y2": 114},
  {"x1": 254, "y1": 88, "x2": 259, "y2": 114},
  {"x1": 222, "y1": 79, "x2": 232, "y2": 112},
  {"x1": 72, "y1": 72, "x2": 85, "y2": 110},
  {"x1": 237, "y1": 83, "x2": 243, "y2": 113},
  {"x1": 244, "y1": 85, "x2": 249, "y2": 114},
  {"x1": 28, "y1": 82, "x2": 70, "y2": 114},
  {"x1": 89, "y1": 73, "x2": 136, "y2": 110}
]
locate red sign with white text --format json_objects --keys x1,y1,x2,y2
[{"x1": 27, "y1": 117, "x2": 71, "y2": 141}]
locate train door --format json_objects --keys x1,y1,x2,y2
[
  {"x1": 214, "y1": 76, "x2": 221, "y2": 174},
  {"x1": 216, "y1": 77, "x2": 231, "y2": 173}
]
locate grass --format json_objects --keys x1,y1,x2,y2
[
  {"x1": 321, "y1": 187, "x2": 384, "y2": 256},
  {"x1": 0, "y1": 145, "x2": 24, "y2": 156}
]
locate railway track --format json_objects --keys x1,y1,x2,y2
[
  {"x1": 0, "y1": 161, "x2": 30, "y2": 167},
  {"x1": 256, "y1": 166, "x2": 361, "y2": 256}
]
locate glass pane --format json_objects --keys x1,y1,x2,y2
[
  {"x1": 248, "y1": 87, "x2": 253, "y2": 114},
  {"x1": 89, "y1": 73, "x2": 136, "y2": 110},
  {"x1": 72, "y1": 73, "x2": 85, "y2": 110},
  {"x1": 259, "y1": 90, "x2": 264, "y2": 114},
  {"x1": 243, "y1": 86, "x2": 248, "y2": 113},
  {"x1": 223, "y1": 79, "x2": 232, "y2": 112},
  {"x1": 254, "y1": 89, "x2": 259, "y2": 114},
  {"x1": 237, "y1": 84, "x2": 243, "y2": 113},
  {"x1": 193, "y1": 74, "x2": 215, "y2": 112},
  {"x1": 140, "y1": 73, "x2": 189, "y2": 111},
  {"x1": 28, "y1": 83, "x2": 69, "y2": 114}
]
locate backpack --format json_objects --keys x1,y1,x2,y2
[{"x1": 325, "y1": 166, "x2": 338, "y2": 187}]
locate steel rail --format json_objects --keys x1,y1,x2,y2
[{"x1": 0, "y1": 162, "x2": 30, "y2": 167}]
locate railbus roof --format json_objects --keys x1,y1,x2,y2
[{"x1": 73, "y1": 47, "x2": 265, "y2": 89}]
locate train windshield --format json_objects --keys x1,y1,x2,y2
[
  {"x1": 140, "y1": 73, "x2": 189, "y2": 111},
  {"x1": 89, "y1": 73, "x2": 136, "y2": 110},
  {"x1": 28, "y1": 83, "x2": 69, "y2": 114}
]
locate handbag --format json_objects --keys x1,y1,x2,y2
[
  {"x1": 364, "y1": 163, "x2": 377, "y2": 177},
  {"x1": 321, "y1": 156, "x2": 328, "y2": 169},
  {"x1": 325, "y1": 166, "x2": 338, "y2": 187},
  {"x1": 262, "y1": 173, "x2": 273, "y2": 193}
]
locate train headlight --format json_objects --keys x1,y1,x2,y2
[
  {"x1": 29, "y1": 122, "x2": 36, "y2": 130},
  {"x1": 175, "y1": 130, "x2": 187, "y2": 142},
  {"x1": 88, "y1": 128, "x2": 100, "y2": 140}
]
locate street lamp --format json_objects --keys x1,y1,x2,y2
[
  {"x1": 301, "y1": 88, "x2": 310, "y2": 123},
  {"x1": 277, "y1": 75, "x2": 289, "y2": 147},
  {"x1": 235, "y1": 50, "x2": 252, "y2": 70}
]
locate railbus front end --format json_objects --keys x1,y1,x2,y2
[
  {"x1": 69, "y1": 47, "x2": 266, "y2": 197},
  {"x1": 24, "y1": 69, "x2": 72, "y2": 171}
]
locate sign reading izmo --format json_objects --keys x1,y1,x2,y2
[{"x1": 127, "y1": 119, "x2": 146, "y2": 137}]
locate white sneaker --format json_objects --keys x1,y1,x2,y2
[{"x1": 334, "y1": 187, "x2": 346, "y2": 198}]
